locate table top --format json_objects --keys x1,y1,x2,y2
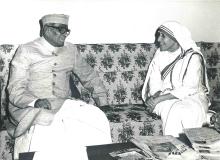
[
  {"x1": 87, "y1": 142, "x2": 136, "y2": 160},
  {"x1": 19, "y1": 134, "x2": 192, "y2": 160},
  {"x1": 19, "y1": 142, "x2": 136, "y2": 160}
]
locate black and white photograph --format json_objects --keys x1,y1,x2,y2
[{"x1": 0, "y1": 0, "x2": 220, "y2": 160}]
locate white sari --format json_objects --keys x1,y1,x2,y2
[{"x1": 142, "y1": 21, "x2": 210, "y2": 137}]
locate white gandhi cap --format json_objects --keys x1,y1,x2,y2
[{"x1": 41, "y1": 14, "x2": 69, "y2": 25}]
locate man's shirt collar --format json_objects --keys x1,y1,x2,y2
[{"x1": 39, "y1": 37, "x2": 61, "y2": 53}]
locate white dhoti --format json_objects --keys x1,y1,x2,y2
[{"x1": 14, "y1": 99, "x2": 112, "y2": 160}]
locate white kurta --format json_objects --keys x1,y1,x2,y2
[
  {"x1": 14, "y1": 99, "x2": 112, "y2": 160},
  {"x1": 142, "y1": 48, "x2": 209, "y2": 137}
]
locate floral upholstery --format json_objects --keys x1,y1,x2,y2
[
  {"x1": 1, "y1": 42, "x2": 220, "y2": 160},
  {"x1": 0, "y1": 44, "x2": 18, "y2": 160},
  {"x1": 198, "y1": 42, "x2": 220, "y2": 103},
  {"x1": 76, "y1": 43, "x2": 156, "y2": 105},
  {"x1": 75, "y1": 42, "x2": 220, "y2": 105},
  {"x1": 0, "y1": 45, "x2": 18, "y2": 119}
]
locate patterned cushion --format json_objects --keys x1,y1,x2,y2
[
  {"x1": 101, "y1": 104, "x2": 162, "y2": 142},
  {"x1": 197, "y1": 42, "x2": 220, "y2": 104},
  {"x1": 0, "y1": 44, "x2": 18, "y2": 124},
  {"x1": 0, "y1": 45, "x2": 18, "y2": 160},
  {"x1": 0, "y1": 130, "x2": 13, "y2": 160}
]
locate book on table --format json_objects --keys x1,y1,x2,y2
[
  {"x1": 108, "y1": 135, "x2": 199, "y2": 160},
  {"x1": 184, "y1": 127, "x2": 220, "y2": 160}
]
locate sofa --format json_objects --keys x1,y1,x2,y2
[{"x1": 1, "y1": 42, "x2": 220, "y2": 160}]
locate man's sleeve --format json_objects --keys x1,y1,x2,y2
[
  {"x1": 72, "y1": 47, "x2": 108, "y2": 106},
  {"x1": 7, "y1": 45, "x2": 38, "y2": 108}
]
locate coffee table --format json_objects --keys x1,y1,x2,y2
[
  {"x1": 19, "y1": 142, "x2": 136, "y2": 160},
  {"x1": 19, "y1": 134, "x2": 191, "y2": 160}
]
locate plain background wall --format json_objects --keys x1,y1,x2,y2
[{"x1": 0, "y1": 0, "x2": 220, "y2": 44}]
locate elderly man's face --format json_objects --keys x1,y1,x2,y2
[
  {"x1": 157, "y1": 32, "x2": 179, "y2": 52},
  {"x1": 43, "y1": 23, "x2": 70, "y2": 47}
]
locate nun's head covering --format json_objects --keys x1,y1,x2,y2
[
  {"x1": 155, "y1": 21, "x2": 200, "y2": 53},
  {"x1": 142, "y1": 21, "x2": 210, "y2": 102}
]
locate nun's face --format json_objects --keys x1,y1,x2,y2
[
  {"x1": 43, "y1": 23, "x2": 70, "y2": 47},
  {"x1": 157, "y1": 32, "x2": 179, "y2": 52}
]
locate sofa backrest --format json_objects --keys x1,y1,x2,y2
[
  {"x1": 75, "y1": 43, "x2": 157, "y2": 105},
  {"x1": 75, "y1": 42, "x2": 220, "y2": 106},
  {"x1": 1, "y1": 42, "x2": 220, "y2": 120}
]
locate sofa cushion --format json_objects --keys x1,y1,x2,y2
[
  {"x1": 0, "y1": 44, "x2": 18, "y2": 127},
  {"x1": 198, "y1": 42, "x2": 220, "y2": 104},
  {"x1": 100, "y1": 104, "x2": 162, "y2": 142},
  {"x1": 0, "y1": 130, "x2": 13, "y2": 160}
]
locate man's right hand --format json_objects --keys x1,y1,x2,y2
[{"x1": 34, "y1": 98, "x2": 51, "y2": 110}]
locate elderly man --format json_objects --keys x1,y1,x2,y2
[
  {"x1": 7, "y1": 14, "x2": 111, "y2": 160},
  {"x1": 142, "y1": 21, "x2": 210, "y2": 137}
]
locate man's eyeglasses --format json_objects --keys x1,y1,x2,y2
[{"x1": 47, "y1": 25, "x2": 71, "y2": 36}]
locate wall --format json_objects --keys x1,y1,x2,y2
[{"x1": 0, "y1": 0, "x2": 220, "y2": 44}]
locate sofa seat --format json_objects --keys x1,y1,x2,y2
[
  {"x1": 0, "y1": 130, "x2": 13, "y2": 160},
  {"x1": 101, "y1": 104, "x2": 162, "y2": 142}
]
